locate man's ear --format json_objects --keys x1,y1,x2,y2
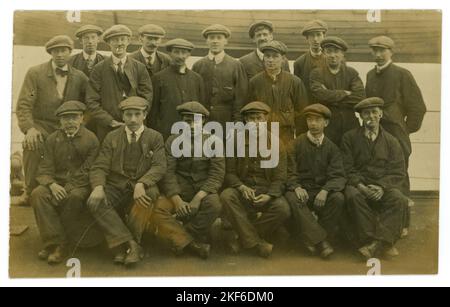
[
  {"x1": 143, "y1": 111, "x2": 148, "y2": 120},
  {"x1": 324, "y1": 119, "x2": 330, "y2": 128},
  {"x1": 379, "y1": 109, "x2": 384, "y2": 119}
]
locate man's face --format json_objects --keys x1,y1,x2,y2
[
  {"x1": 306, "y1": 114, "x2": 329, "y2": 136},
  {"x1": 60, "y1": 113, "x2": 83, "y2": 135},
  {"x1": 306, "y1": 31, "x2": 325, "y2": 50},
  {"x1": 361, "y1": 107, "x2": 383, "y2": 130},
  {"x1": 371, "y1": 47, "x2": 393, "y2": 66},
  {"x1": 140, "y1": 35, "x2": 162, "y2": 54},
  {"x1": 264, "y1": 50, "x2": 283, "y2": 71},
  {"x1": 123, "y1": 109, "x2": 147, "y2": 131},
  {"x1": 206, "y1": 34, "x2": 228, "y2": 54},
  {"x1": 324, "y1": 46, "x2": 344, "y2": 69},
  {"x1": 253, "y1": 27, "x2": 273, "y2": 49},
  {"x1": 245, "y1": 112, "x2": 269, "y2": 124},
  {"x1": 81, "y1": 32, "x2": 100, "y2": 55},
  {"x1": 108, "y1": 35, "x2": 130, "y2": 57},
  {"x1": 170, "y1": 48, "x2": 191, "y2": 67},
  {"x1": 182, "y1": 114, "x2": 205, "y2": 135},
  {"x1": 50, "y1": 47, "x2": 72, "y2": 67}
]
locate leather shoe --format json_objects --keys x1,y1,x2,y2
[
  {"x1": 124, "y1": 244, "x2": 144, "y2": 266},
  {"x1": 47, "y1": 245, "x2": 68, "y2": 265},
  {"x1": 318, "y1": 241, "x2": 334, "y2": 259},
  {"x1": 256, "y1": 242, "x2": 273, "y2": 258},
  {"x1": 187, "y1": 241, "x2": 211, "y2": 259},
  {"x1": 358, "y1": 240, "x2": 383, "y2": 260}
]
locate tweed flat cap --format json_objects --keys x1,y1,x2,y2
[
  {"x1": 103, "y1": 25, "x2": 132, "y2": 41},
  {"x1": 177, "y1": 101, "x2": 210, "y2": 117},
  {"x1": 303, "y1": 104, "x2": 332, "y2": 119},
  {"x1": 354, "y1": 97, "x2": 385, "y2": 112},
  {"x1": 45, "y1": 35, "x2": 74, "y2": 54},
  {"x1": 75, "y1": 25, "x2": 103, "y2": 38},
  {"x1": 259, "y1": 40, "x2": 288, "y2": 55},
  {"x1": 138, "y1": 24, "x2": 166, "y2": 37},
  {"x1": 119, "y1": 96, "x2": 149, "y2": 111},
  {"x1": 55, "y1": 101, "x2": 86, "y2": 117},
  {"x1": 301, "y1": 20, "x2": 328, "y2": 36},
  {"x1": 202, "y1": 24, "x2": 231, "y2": 39},
  {"x1": 165, "y1": 38, "x2": 195, "y2": 52},
  {"x1": 248, "y1": 20, "x2": 274, "y2": 38},
  {"x1": 369, "y1": 36, "x2": 395, "y2": 49},
  {"x1": 321, "y1": 36, "x2": 349, "y2": 52},
  {"x1": 241, "y1": 102, "x2": 272, "y2": 115}
]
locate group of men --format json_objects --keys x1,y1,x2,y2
[{"x1": 16, "y1": 18, "x2": 427, "y2": 267}]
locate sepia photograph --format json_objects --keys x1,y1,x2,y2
[{"x1": 7, "y1": 8, "x2": 442, "y2": 280}]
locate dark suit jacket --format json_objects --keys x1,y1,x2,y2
[
  {"x1": 90, "y1": 126, "x2": 166, "y2": 191},
  {"x1": 129, "y1": 50, "x2": 171, "y2": 78},
  {"x1": 85, "y1": 56, "x2": 153, "y2": 129},
  {"x1": 69, "y1": 52, "x2": 104, "y2": 77},
  {"x1": 16, "y1": 61, "x2": 89, "y2": 136},
  {"x1": 239, "y1": 50, "x2": 291, "y2": 80}
]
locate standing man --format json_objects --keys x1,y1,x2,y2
[
  {"x1": 87, "y1": 97, "x2": 166, "y2": 266},
  {"x1": 220, "y1": 102, "x2": 291, "y2": 258},
  {"x1": 86, "y1": 24, "x2": 152, "y2": 141},
  {"x1": 17, "y1": 35, "x2": 89, "y2": 200},
  {"x1": 129, "y1": 24, "x2": 171, "y2": 79},
  {"x1": 341, "y1": 98, "x2": 408, "y2": 260},
  {"x1": 294, "y1": 20, "x2": 328, "y2": 104},
  {"x1": 150, "y1": 39, "x2": 205, "y2": 139},
  {"x1": 365, "y1": 36, "x2": 427, "y2": 197},
  {"x1": 30, "y1": 101, "x2": 99, "y2": 265},
  {"x1": 70, "y1": 25, "x2": 104, "y2": 77},
  {"x1": 248, "y1": 41, "x2": 308, "y2": 144},
  {"x1": 310, "y1": 36, "x2": 366, "y2": 146},
  {"x1": 285, "y1": 104, "x2": 346, "y2": 259},
  {"x1": 192, "y1": 24, "x2": 248, "y2": 128},
  {"x1": 239, "y1": 21, "x2": 290, "y2": 80},
  {"x1": 153, "y1": 102, "x2": 225, "y2": 259}
]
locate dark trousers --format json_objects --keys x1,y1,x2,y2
[
  {"x1": 284, "y1": 191, "x2": 328, "y2": 246},
  {"x1": 220, "y1": 188, "x2": 291, "y2": 249},
  {"x1": 23, "y1": 146, "x2": 44, "y2": 195},
  {"x1": 344, "y1": 186, "x2": 407, "y2": 247},
  {"x1": 152, "y1": 194, "x2": 222, "y2": 252},
  {"x1": 30, "y1": 185, "x2": 90, "y2": 249}
]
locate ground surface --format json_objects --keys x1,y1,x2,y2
[{"x1": 9, "y1": 197, "x2": 439, "y2": 278}]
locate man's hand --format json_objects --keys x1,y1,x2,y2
[
  {"x1": 314, "y1": 190, "x2": 329, "y2": 208},
  {"x1": 189, "y1": 198, "x2": 201, "y2": 216},
  {"x1": 239, "y1": 185, "x2": 256, "y2": 201},
  {"x1": 87, "y1": 186, "x2": 107, "y2": 212},
  {"x1": 344, "y1": 90, "x2": 352, "y2": 96},
  {"x1": 23, "y1": 127, "x2": 44, "y2": 151},
  {"x1": 49, "y1": 183, "x2": 67, "y2": 202},
  {"x1": 253, "y1": 194, "x2": 272, "y2": 207},
  {"x1": 134, "y1": 183, "x2": 152, "y2": 208},
  {"x1": 175, "y1": 200, "x2": 192, "y2": 220},
  {"x1": 295, "y1": 187, "x2": 309, "y2": 203},
  {"x1": 368, "y1": 185, "x2": 384, "y2": 201},
  {"x1": 110, "y1": 120, "x2": 125, "y2": 128}
]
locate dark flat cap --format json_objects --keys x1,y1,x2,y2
[
  {"x1": 55, "y1": 101, "x2": 86, "y2": 117},
  {"x1": 354, "y1": 97, "x2": 385, "y2": 112},
  {"x1": 301, "y1": 20, "x2": 328, "y2": 36},
  {"x1": 248, "y1": 21, "x2": 273, "y2": 38},
  {"x1": 119, "y1": 96, "x2": 149, "y2": 111},
  {"x1": 202, "y1": 24, "x2": 231, "y2": 39},
  {"x1": 165, "y1": 38, "x2": 195, "y2": 52},
  {"x1": 260, "y1": 40, "x2": 288, "y2": 55},
  {"x1": 75, "y1": 25, "x2": 103, "y2": 38},
  {"x1": 177, "y1": 101, "x2": 210, "y2": 117},
  {"x1": 303, "y1": 104, "x2": 332, "y2": 119},
  {"x1": 138, "y1": 24, "x2": 166, "y2": 37},
  {"x1": 241, "y1": 102, "x2": 271, "y2": 115},
  {"x1": 103, "y1": 25, "x2": 132, "y2": 41},
  {"x1": 369, "y1": 36, "x2": 395, "y2": 49},
  {"x1": 321, "y1": 36, "x2": 349, "y2": 52},
  {"x1": 45, "y1": 35, "x2": 74, "y2": 54}
]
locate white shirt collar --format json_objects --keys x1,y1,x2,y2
[
  {"x1": 310, "y1": 48, "x2": 323, "y2": 58},
  {"x1": 83, "y1": 51, "x2": 97, "y2": 61},
  {"x1": 140, "y1": 48, "x2": 156, "y2": 65},
  {"x1": 256, "y1": 48, "x2": 265, "y2": 61},
  {"x1": 208, "y1": 51, "x2": 226, "y2": 64},
  {"x1": 125, "y1": 125, "x2": 145, "y2": 143},
  {"x1": 51, "y1": 61, "x2": 69, "y2": 74},
  {"x1": 364, "y1": 127, "x2": 380, "y2": 141},
  {"x1": 111, "y1": 54, "x2": 127, "y2": 66},
  {"x1": 307, "y1": 131, "x2": 325, "y2": 147},
  {"x1": 376, "y1": 60, "x2": 393, "y2": 73}
]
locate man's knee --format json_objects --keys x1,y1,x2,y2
[
  {"x1": 202, "y1": 193, "x2": 223, "y2": 215},
  {"x1": 328, "y1": 191, "x2": 345, "y2": 208},
  {"x1": 383, "y1": 188, "x2": 408, "y2": 208},
  {"x1": 270, "y1": 197, "x2": 291, "y2": 221},
  {"x1": 220, "y1": 188, "x2": 240, "y2": 206},
  {"x1": 30, "y1": 185, "x2": 51, "y2": 209}
]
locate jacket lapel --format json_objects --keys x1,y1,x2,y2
[
  {"x1": 116, "y1": 127, "x2": 127, "y2": 174},
  {"x1": 123, "y1": 58, "x2": 136, "y2": 88}
]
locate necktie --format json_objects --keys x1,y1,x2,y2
[
  {"x1": 86, "y1": 58, "x2": 95, "y2": 72},
  {"x1": 131, "y1": 132, "x2": 137, "y2": 144},
  {"x1": 55, "y1": 68, "x2": 69, "y2": 77},
  {"x1": 146, "y1": 55, "x2": 153, "y2": 66},
  {"x1": 368, "y1": 132, "x2": 376, "y2": 142}
]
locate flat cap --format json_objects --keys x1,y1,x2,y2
[
  {"x1": 55, "y1": 101, "x2": 86, "y2": 117},
  {"x1": 176, "y1": 101, "x2": 210, "y2": 117},
  {"x1": 369, "y1": 36, "x2": 395, "y2": 49},
  {"x1": 202, "y1": 24, "x2": 231, "y2": 39},
  {"x1": 119, "y1": 96, "x2": 149, "y2": 111},
  {"x1": 241, "y1": 101, "x2": 271, "y2": 115},
  {"x1": 354, "y1": 97, "x2": 385, "y2": 112},
  {"x1": 75, "y1": 25, "x2": 103, "y2": 38},
  {"x1": 260, "y1": 40, "x2": 288, "y2": 55},
  {"x1": 103, "y1": 24, "x2": 132, "y2": 41},
  {"x1": 248, "y1": 20, "x2": 273, "y2": 38},
  {"x1": 321, "y1": 36, "x2": 349, "y2": 52},
  {"x1": 138, "y1": 24, "x2": 166, "y2": 37},
  {"x1": 303, "y1": 104, "x2": 332, "y2": 119},
  {"x1": 165, "y1": 38, "x2": 195, "y2": 52},
  {"x1": 45, "y1": 35, "x2": 74, "y2": 54},
  {"x1": 301, "y1": 20, "x2": 328, "y2": 36}
]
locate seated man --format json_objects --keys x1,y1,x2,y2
[
  {"x1": 220, "y1": 102, "x2": 291, "y2": 258},
  {"x1": 285, "y1": 104, "x2": 346, "y2": 259},
  {"x1": 87, "y1": 96, "x2": 166, "y2": 266},
  {"x1": 152, "y1": 101, "x2": 225, "y2": 259},
  {"x1": 30, "y1": 101, "x2": 99, "y2": 265},
  {"x1": 341, "y1": 97, "x2": 408, "y2": 260}
]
